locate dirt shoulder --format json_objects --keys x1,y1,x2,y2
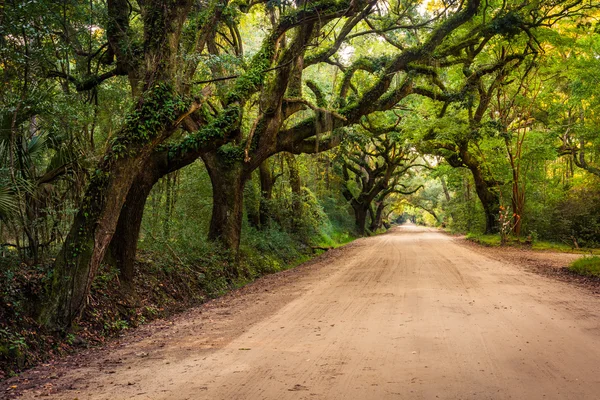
[{"x1": 454, "y1": 235, "x2": 600, "y2": 295}]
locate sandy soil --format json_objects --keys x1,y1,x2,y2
[{"x1": 7, "y1": 225, "x2": 600, "y2": 400}]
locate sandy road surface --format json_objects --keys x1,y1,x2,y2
[{"x1": 14, "y1": 225, "x2": 600, "y2": 399}]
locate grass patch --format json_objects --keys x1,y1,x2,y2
[
  {"x1": 465, "y1": 233, "x2": 600, "y2": 254},
  {"x1": 465, "y1": 233, "x2": 502, "y2": 247},
  {"x1": 569, "y1": 256, "x2": 600, "y2": 277},
  {"x1": 532, "y1": 241, "x2": 578, "y2": 252},
  {"x1": 530, "y1": 241, "x2": 600, "y2": 254}
]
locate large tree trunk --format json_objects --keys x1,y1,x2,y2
[
  {"x1": 105, "y1": 169, "x2": 157, "y2": 294},
  {"x1": 258, "y1": 161, "x2": 274, "y2": 228},
  {"x1": 41, "y1": 88, "x2": 189, "y2": 330},
  {"x1": 510, "y1": 171, "x2": 525, "y2": 237},
  {"x1": 203, "y1": 154, "x2": 247, "y2": 256},
  {"x1": 104, "y1": 147, "x2": 206, "y2": 292},
  {"x1": 369, "y1": 201, "x2": 385, "y2": 232},
  {"x1": 440, "y1": 177, "x2": 457, "y2": 225},
  {"x1": 39, "y1": 0, "x2": 194, "y2": 331},
  {"x1": 465, "y1": 164, "x2": 499, "y2": 234},
  {"x1": 472, "y1": 176, "x2": 500, "y2": 234},
  {"x1": 446, "y1": 147, "x2": 500, "y2": 234},
  {"x1": 285, "y1": 153, "x2": 302, "y2": 232},
  {"x1": 40, "y1": 148, "x2": 161, "y2": 330},
  {"x1": 368, "y1": 204, "x2": 376, "y2": 232},
  {"x1": 352, "y1": 203, "x2": 369, "y2": 236}
]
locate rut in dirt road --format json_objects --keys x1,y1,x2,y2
[{"x1": 15, "y1": 225, "x2": 600, "y2": 400}]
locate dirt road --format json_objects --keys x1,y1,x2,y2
[{"x1": 14, "y1": 225, "x2": 600, "y2": 399}]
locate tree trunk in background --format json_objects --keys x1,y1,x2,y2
[
  {"x1": 440, "y1": 177, "x2": 458, "y2": 226},
  {"x1": 246, "y1": 173, "x2": 261, "y2": 228},
  {"x1": 472, "y1": 180, "x2": 500, "y2": 234},
  {"x1": 352, "y1": 203, "x2": 369, "y2": 236},
  {"x1": 163, "y1": 175, "x2": 173, "y2": 239},
  {"x1": 370, "y1": 201, "x2": 385, "y2": 232},
  {"x1": 285, "y1": 153, "x2": 302, "y2": 232},
  {"x1": 511, "y1": 183, "x2": 523, "y2": 237},
  {"x1": 368, "y1": 205, "x2": 376, "y2": 232},
  {"x1": 203, "y1": 153, "x2": 247, "y2": 262},
  {"x1": 259, "y1": 161, "x2": 274, "y2": 228},
  {"x1": 465, "y1": 165, "x2": 499, "y2": 234},
  {"x1": 342, "y1": 185, "x2": 373, "y2": 237}
]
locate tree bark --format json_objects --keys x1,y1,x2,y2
[
  {"x1": 353, "y1": 203, "x2": 369, "y2": 236},
  {"x1": 104, "y1": 143, "x2": 209, "y2": 289},
  {"x1": 258, "y1": 161, "x2": 274, "y2": 228},
  {"x1": 511, "y1": 175, "x2": 524, "y2": 237},
  {"x1": 105, "y1": 167, "x2": 158, "y2": 294},
  {"x1": 369, "y1": 201, "x2": 386, "y2": 232},
  {"x1": 439, "y1": 176, "x2": 458, "y2": 225},
  {"x1": 285, "y1": 153, "x2": 302, "y2": 232},
  {"x1": 40, "y1": 148, "x2": 162, "y2": 330},
  {"x1": 446, "y1": 148, "x2": 500, "y2": 234},
  {"x1": 462, "y1": 156, "x2": 500, "y2": 234},
  {"x1": 203, "y1": 153, "x2": 247, "y2": 258},
  {"x1": 471, "y1": 172, "x2": 500, "y2": 234}
]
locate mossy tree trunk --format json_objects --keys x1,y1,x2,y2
[
  {"x1": 258, "y1": 160, "x2": 275, "y2": 228},
  {"x1": 353, "y1": 203, "x2": 369, "y2": 236},
  {"x1": 467, "y1": 161, "x2": 500, "y2": 234},
  {"x1": 41, "y1": 136, "x2": 168, "y2": 329},
  {"x1": 369, "y1": 201, "x2": 386, "y2": 232},
  {"x1": 444, "y1": 144, "x2": 500, "y2": 234},
  {"x1": 104, "y1": 145, "x2": 210, "y2": 292},
  {"x1": 285, "y1": 153, "x2": 302, "y2": 232},
  {"x1": 106, "y1": 175, "x2": 153, "y2": 294},
  {"x1": 40, "y1": 0, "x2": 194, "y2": 331},
  {"x1": 105, "y1": 156, "x2": 168, "y2": 294},
  {"x1": 203, "y1": 153, "x2": 248, "y2": 258},
  {"x1": 343, "y1": 178, "x2": 387, "y2": 237}
]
